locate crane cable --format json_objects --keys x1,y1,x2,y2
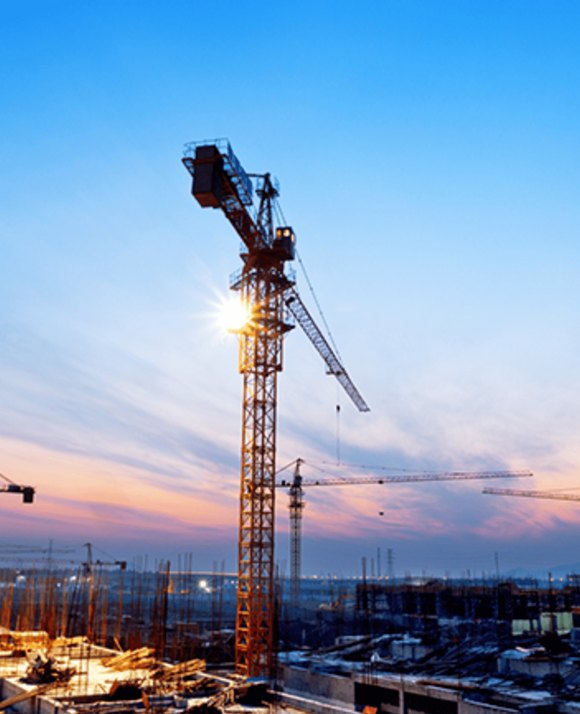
[
  {"x1": 276, "y1": 199, "x2": 345, "y2": 462},
  {"x1": 336, "y1": 403, "x2": 341, "y2": 465},
  {"x1": 274, "y1": 199, "x2": 342, "y2": 359},
  {"x1": 295, "y1": 249, "x2": 345, "y2": 462},
  {"x1": 0, "y1": 472, "x2": 17, "y2": 485},
  {"x1": 294, "y1": 250, "x2": 343, "y2": 361}
]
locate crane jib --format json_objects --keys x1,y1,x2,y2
[{"x1": 286, "y1": 291, "x2": 370, "y2": 413}]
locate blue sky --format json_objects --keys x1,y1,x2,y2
[{"x1": 0, "y1": 1, "x2": 579, "y2": 576}]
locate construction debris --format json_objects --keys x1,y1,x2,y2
[
  {"x1": 101, "y1": 647, "x2": 157, "y2": 671},
  {"x1": 0, "y1": 637, "x2": 260, "y2": 714},
  {"x1": 0, "y1": 627, "x2": 50, "y2": 652},
  {"x1": 152, "y1": 657, "x2": 206, "y2": 682},
  {"x1": 25, "y1": 650, "x2": 75, "y2": 683}
]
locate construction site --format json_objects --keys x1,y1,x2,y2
[
  {"x1": 1, "y1": 136, "x2": 579, "y2": 714},
  {"x1": 3, "y1": 559, "x2": 580, "y2": 713}
]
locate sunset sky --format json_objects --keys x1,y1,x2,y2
[{"x1": 1, "y1": 1, "x2": 579, "y2": 577}]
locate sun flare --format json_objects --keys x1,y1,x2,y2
[{"x1": 217, "y1": 295, "x2": 251, "y2": 332}]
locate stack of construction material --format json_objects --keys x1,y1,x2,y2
[
  {"x1": 0, "y1": 628, "x2": 50, "y2": 652},
  {"x1": 152, "y1": 658, "x2": 206, "y2": 682},
  {"x1": 101, "y1": 647, "x2": 157, "y2": 671}
]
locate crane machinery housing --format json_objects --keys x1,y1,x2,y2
[
  {"x1": 277, "y1": 459, "x2": 533, "y2": 606},
  {"x1": 183, "y1": 138, "x2": 368, "y2": 677}
]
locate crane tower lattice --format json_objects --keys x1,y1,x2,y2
[{"x1": 182, "y1": 139, "x2": 368, "y2": 677}]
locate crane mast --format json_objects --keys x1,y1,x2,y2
[
  {"x1": 284, "y1": 459, "x2": 306, "y2": 607},
  {"x1": 235, "y1": 174, "x2": 292, "y2": 676},
  {"x1": 183, "y1": 139, "x2": 368, "y2": 677}
]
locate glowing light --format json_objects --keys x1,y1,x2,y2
[
  {"x1": 217, "y1": 295, "x2": 251, "y2": 332},
  {"x1": 198, "y1": 578, "x2": 212, "y2": 593}
]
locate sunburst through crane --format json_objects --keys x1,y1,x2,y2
[{"x1": 182, "y1": 139, "x2": 369, "y2": 677}]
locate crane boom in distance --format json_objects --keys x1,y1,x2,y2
[
  {"x1": 483, "y1": 487, "x2": 580, "y2": 501},
  {"x1": 277, "y1": 459, "x2": 532, "y2": 604}
]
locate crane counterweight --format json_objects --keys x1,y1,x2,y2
[
  {"x1": 189, "y1": 144, "x2": 223, "y2": 208},
  {"x1": 0, "y1": 473, "x2": 35, "y2": 504}
]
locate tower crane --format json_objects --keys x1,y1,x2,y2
[
  {"x1": 82, "y1": 542, "x2": 127, "y2": 577},
  {"x1": 483, "y1": 487, "x2": 580, "y2": 502},
  {"x1": 183, "y1": 139, "x2": 369, "y2": 676},
  {"x1": 0, "y1": 473, "x2": 35, "y2": 503},
  {"x1": 277, "y1": 459, "x2": 533, "y2": 605}
]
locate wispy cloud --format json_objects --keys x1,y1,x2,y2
[{"x1": 0, "y1": 324, "x2": 240, "y2": 488}]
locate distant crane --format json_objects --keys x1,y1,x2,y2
[
  {"x1": 277, "y1": 459, "x2": 534, "y2": 605},
  {"x1": 0, "y1": 473, "x2": 34, "y2": 503},
  {"x1": 483, "y1": 487, "x2": 580, "y2": 502},
  {"x1": 81, "y1": 543, "x2": 127, "y2": 646},
  {"x1": 82, "y1": 542, "x2": 127, "y2": 577},
  {"x1": 183, "y1": 139, "x2": 368, "y2": 676}
]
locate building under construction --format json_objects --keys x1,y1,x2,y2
[{"x1": 3, "y1": 561, "x2": 580, "y2": 712}]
